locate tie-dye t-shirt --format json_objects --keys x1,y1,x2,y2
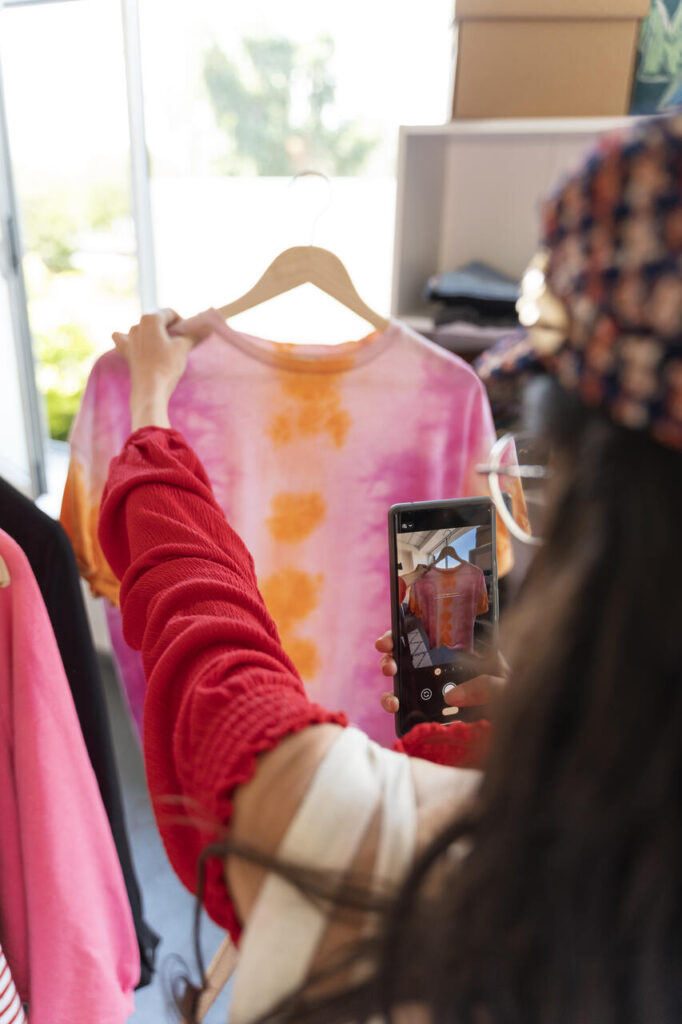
[
  {"x1": 61, "y1": 311, "x2": 512, "y2": 747},
  {"x1": 409, "y1": 563, "x2": 489, "y2": 653}
]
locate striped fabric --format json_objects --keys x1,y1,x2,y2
[{"x1": 0, "y1": 947, "x2": 26, "y2": 1024}]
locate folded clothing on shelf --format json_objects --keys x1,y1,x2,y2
[{"x1": 425, "y1": 262, "x2": 519, "y2": 328}]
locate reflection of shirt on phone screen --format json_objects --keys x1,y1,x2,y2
[{"x1": 407, "y1": 563, "x2": 488, "y2": 653}]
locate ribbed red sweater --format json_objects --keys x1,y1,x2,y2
[{"x1": 98, "y1": 428, "x2": 489, "y2": 940}]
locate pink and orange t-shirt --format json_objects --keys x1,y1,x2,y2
[
  {"x1": 61, "y1": 311, "x2": 514, "y2": 747},
  {"x1": 409, "y1": 563, "x2": 489, "y2": 653}
]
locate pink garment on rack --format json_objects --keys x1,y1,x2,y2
[
  {"x1": 61, "y1": 312, "x2": 512, "y2": 747},
  {"x1": 410, "y1": 562, "x2": 489, "y2": 653},
  {"x1": 0, "y1": 530, "x2": 138, "y2": 1024}
]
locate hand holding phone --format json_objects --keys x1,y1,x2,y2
[
  {"x1": 388, "y1": 499, "x2": 499, "y2": 738},
  {"x1": 376, "y1": 630, "x2": 507, "y2": 716}
]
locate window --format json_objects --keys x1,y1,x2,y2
[
  {"x1": 1, "y1": 0, "x2": 137, "y2": 441},
  {"x1": 138, "y1": 0, "x2": 452, "y2": 341},
  {"x1": 0, "y1": 0, "x2": 452, "y2": 452}
]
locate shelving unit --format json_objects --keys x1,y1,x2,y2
[{"x1": 391, "y1": 117, "x2": 634, "y2": 322}]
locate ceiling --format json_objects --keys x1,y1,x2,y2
[{"x1": 398, "y1": 525, "x2": 475, "y2": 558}]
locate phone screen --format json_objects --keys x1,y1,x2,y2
[{"x1": 389, "y1": 500, "x2": 498, "y2": 737}]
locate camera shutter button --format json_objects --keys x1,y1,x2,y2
[{"x1": 442, "y1": 682, "x2": 459, "y2": 717}]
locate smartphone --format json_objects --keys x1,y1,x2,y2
[{"x1": 388, "y1": 498, "x2": 499, "y2": 738}]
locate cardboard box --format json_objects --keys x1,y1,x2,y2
[
  {"x1": 456, "y1": 0, "x2": 648, "y2": 17},
  {"x1": 452, "y1": 0, "x2": 651, "y2": 119}
]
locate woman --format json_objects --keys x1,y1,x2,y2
[{"x1": 103, "y1": 116, "x2": 682, "y2": 1022}]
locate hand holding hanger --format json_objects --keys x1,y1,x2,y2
[{"x1": 112, "y1": 310, "x2": 199, "y2": 431}]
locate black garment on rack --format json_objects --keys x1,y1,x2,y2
[{"x1": 0, "y1": 477, "x2": 159, "y2": 987}]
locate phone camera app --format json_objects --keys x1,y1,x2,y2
[{"x1": 395, "y1": 511, "x2": 495, "y2": 734}]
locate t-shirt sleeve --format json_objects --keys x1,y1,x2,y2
[
  {"x1": 60, "y1": 353, "x2": 131, "y2": 604},
  {"x1": 394, "y1": 719, "x2": 491, "y2": 768},
  {"x1": 97, "y1": 426, "x2": 347, "y2": 938}
]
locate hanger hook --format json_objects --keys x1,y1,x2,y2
[{"x1": 288, "y1": 170, "x2": 332, "y2": 247}]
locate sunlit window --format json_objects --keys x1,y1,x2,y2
[
  {"x1": 138, "y1": 0, "x2": 452, "y2": 341},
  {"x1": 1, "y1": 0, "x2": 451, "y2": 441},
  {"x1": 1, "y1": 0, "x2": 137, "y2": 441}
]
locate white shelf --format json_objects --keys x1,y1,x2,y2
[
  {"x1": 391, "y1": 116, "x2": 635, "y2": 319},
  {"x1": 393, "y1": 117, "x2": 633, "y2": 138}
]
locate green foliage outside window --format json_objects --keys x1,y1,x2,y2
[
  {"x1": 35, "y1": 323, "x2": 95, "y2": 441},
  {"x1": 22, "y1": 181, "x2": 129, "y2": 274},
  {"x1": 203, "y1": 34, "x2": 377, "y2": 176},
  {"x1": 22, "y1": 33, "x2": 378, "y2": 443},
  {"x1": 21, "y1": 180, "x2": 130, "y2": 439}
]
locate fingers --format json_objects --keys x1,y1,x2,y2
[
  {"x1": 111, "y1": 331, "x2": 130, "y2": 360},
  {"x1": 159, "y1": 307, "x2": 181, "y2": 327},
  {"x1": 138, "y1": 309, "x2": 184, "y2": 334},
  {"x1": 148, "y1": 310, "x2": 196, "y2": 350},
  {"x1": 380, "y1": 654, "x2": 397, "y2": 678},
  {"x1": 114, "y1": 310, "x2": 197, "y2": 370},
  {"x1": 375, "y1": 632, "x2": 396, "y2": 680},
  {"x1": 381, "y1": 692, "x2": 399, "y2": 714},
  {"x1": 374, "y1": 637, "x2": 508, "y2": 717},
  {"x1": 377, "y1": 629, "x2": 398, "y2": 713},
  {"x1": 376, "y1": 628, "x2": 397, "y2": 713},
  {"x1": 374, "y1": 630, "x2": 394, "y2": 655},
  {"x1": 445, "y1": 674, "x2": 506, "y2": 707},
  {"x1": 176, "y1": 332, "x2": 196, "y2": 354},
  {"x1": 497, "y1": 652, "x2": 511, "y2": 679},
  {"x1": 125, "y1": 310, "x2": 181, "y2": 338}
]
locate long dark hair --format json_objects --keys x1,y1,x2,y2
[{"x1": 181, "y1": 378, "x2": 682, "y2": 1023}]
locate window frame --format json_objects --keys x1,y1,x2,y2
[
  {"x1": 0, "y1": 0, "x2": 159, "y2": 495},
  {"x1": 0, "y1": 58, "x2": 46, "y2": 494}
]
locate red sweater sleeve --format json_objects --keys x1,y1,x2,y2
[
  {"x1": 395, "y1": 719, "x2": 491, "y2": 768},
  {"x1": 98, "y1": 426, "x2": 490, "y2": 936},
  {"x1": 98, "y1": 427, "x2": 347, "y2": 939}
]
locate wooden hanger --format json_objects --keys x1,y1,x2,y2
[
  {"x1": 433, "y1": 545, "x2": 464, "y2": 567},
  {"x1": 217, "y1": 245, "x2": 389, "y2": 332},
  {"x1": 0, "y1": 555, "x2": 10, "y2": 588},
  {"x1": 217, "y1": 171, "x2": 389, "y2": 332}
]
